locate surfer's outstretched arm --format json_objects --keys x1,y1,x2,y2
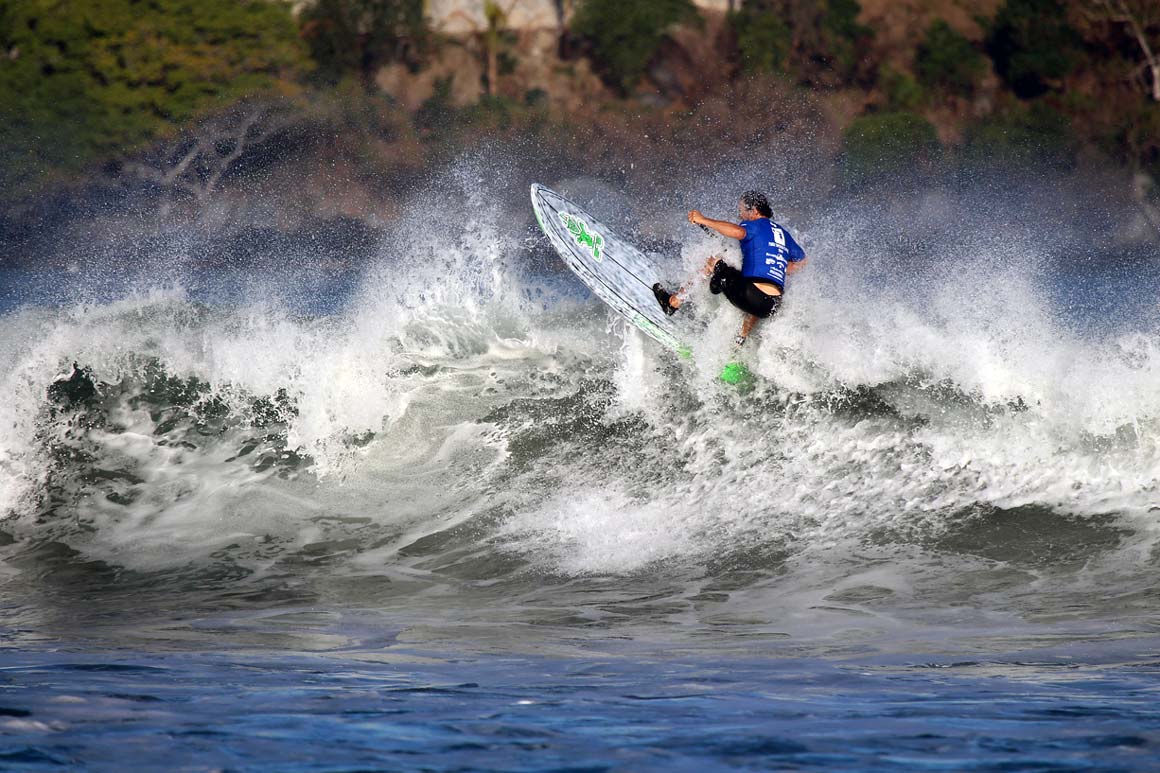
[{"x1": 689, "y1": 210, "x2": 745, "y2": 240}]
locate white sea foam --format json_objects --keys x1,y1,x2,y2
[
  {"x1": 0, "y1": 172, "x2": 1157, "y2": 582},
  {"x1": 497, "y1": 487, "x2": 703, "y2": 575}
]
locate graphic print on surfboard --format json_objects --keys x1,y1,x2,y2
[{"x1": 531, "y1": 183, "x2": 688, "y2": 356}]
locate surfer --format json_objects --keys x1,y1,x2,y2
[{"x1": 652, "y1": 191, "x2": 807, "y2": 345}]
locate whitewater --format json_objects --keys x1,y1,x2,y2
[{"x1": 2, "y1": 162, "x2": 1160, "y2": 769}]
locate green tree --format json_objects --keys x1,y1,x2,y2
[
  {"x1": 730, "y1": 0, "x2": 871, "y2": 86},
  {"x1": 962, "y1": 101, "x2": 1077, "y2": 168},
  {"x1": 730, "y1": 8, "x2": 790, "y2": 74},
  {"x1": 299, "y1": 0, "x2": 426, "y2": 84},
  {"x1": 915, "y1": 20, "x2": 986, "y2": 97},
  {"x1": 841, "y1": 111, "x2": 940, "y2": 186},
  {"x1": 0, "y1": 0, "x2": 308, "y2": 199},
  {"x1": 987, "y1": 0, "x2": 1082, "y2": 98},
  {"x1": 571, "y1": 0, "x2": 699, "y2": 92},
  {"x1": 878, "y1": 65, "x2": 925, "y2": 110}
]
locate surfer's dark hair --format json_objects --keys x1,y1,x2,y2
[{"x1": 741, "y1": 191, "x2": 772, "y2": 218}]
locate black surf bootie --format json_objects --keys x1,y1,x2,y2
[
  {"x1": 652, "y1": 283, "x2": 679, "y2": 316},
  {"x1": 709, "y1": 260, "x2": 727, "y2": 295}
]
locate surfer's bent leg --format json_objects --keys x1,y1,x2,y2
[
  {"x1": 737, "y1": 314, "x2": 759, "y2": 346},
  {"x1": 653, "y1": 256, "x2": 725, "y2": 315},
  {"x1": 718, "y1": 267, "x2": 781, "y2": 318},
  {"x1": 710, "y1": 260, "x2": 740, "y2": 296},
  {"x1": 717, "y1": 267, "x2": 782, "y2": 345}
]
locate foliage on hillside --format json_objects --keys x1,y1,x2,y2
[
  {"x1": 731, "y1": 0, "x2": 872, "y2": 86},
  {"x1": 299, "y1": 0, "x2": 426, "y2": 83},
  {"x1": 841, "y1": 112, "x2": 940, "y2": 187},
  {"x1": 571, "y1": 0, "x2": 700, "y2": 93},
  {"x1": 987, "y1": 0, "x2": 1083, "y2": 98},
  {"x1": 2, "y1": 0, "x2": 1159, "y2": 209},
  {"x1": 962, "y1": 101, "x2": 1078, "y2": 169},
  {"x1": 915, "y1": 21, "x2": 987, "y2": 98},
  {"x1": 0, "y1": 0, "x2": 308, "y2": 200}
]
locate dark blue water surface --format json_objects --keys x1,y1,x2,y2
[{"x1": 3, "y1": 643, "x2": 1159, "y2": 771}]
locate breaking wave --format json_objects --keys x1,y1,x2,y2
[{"x1": 2, "y1": 166, "x2": 1158, "y2": 641}]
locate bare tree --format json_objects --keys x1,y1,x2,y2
[
  {"x1": 125, "y1": 103, "x2": 293, "y2": 210},
  {"x1": 1091, "y1": 0, "x2": 1160, "y2": 101}
]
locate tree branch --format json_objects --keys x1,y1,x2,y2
[
  {"x1": 123, "y1": 103, "x2": 290, "y2": 207},
  {"x1": 202, "y1": 109, "x2": 264, "y2": 197},
  {"x1": 1103, "y1": 0, "x2": 1160, "y2": 101}
]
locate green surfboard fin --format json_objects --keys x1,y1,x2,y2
[{"x1": 719, "y1": 361, "x2": 754, "y2": 388}]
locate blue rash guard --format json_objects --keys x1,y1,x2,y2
[{"x1": 739, "y1": 218, "x2": 806, "y2": 289}]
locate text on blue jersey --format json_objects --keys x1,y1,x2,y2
[{"x1": 739, "y1": 218, "x2": 805, "y2": 288}]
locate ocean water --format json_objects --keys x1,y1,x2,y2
[{"x1": 2, "y1": 170, "x2": 1160, "y2": 770}]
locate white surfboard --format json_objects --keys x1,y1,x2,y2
[{"x1": 530, "y1": 183, "x2": 689, "y2": 357}]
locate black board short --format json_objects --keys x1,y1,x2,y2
[{"x1": 709, "y1": 261, "x2": 782, "y2": 318}]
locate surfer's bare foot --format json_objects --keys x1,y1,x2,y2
[{"x1": 652, "y1": 283, "x2": 680, "y2": 315}]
